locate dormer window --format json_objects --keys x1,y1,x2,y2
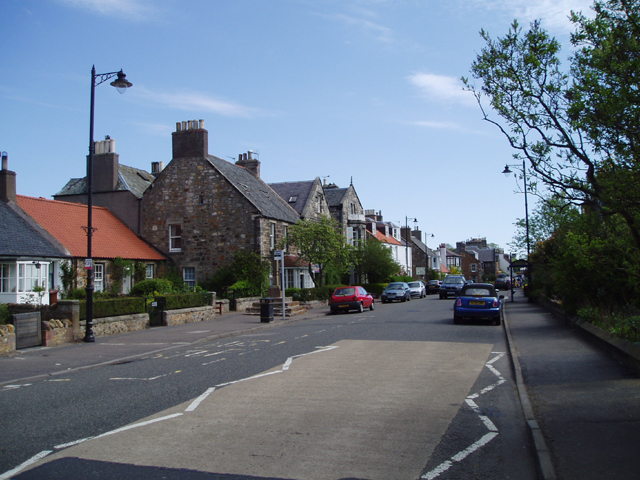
[{"x1": 289, "y1": 196, "x2": 297, "y2": 203}]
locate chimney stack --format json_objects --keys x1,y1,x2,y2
[
  {"x1": 172, "y1": 119, "x2": 208, "y2": 159},
  {"x1": 93, "y1": 136, "x2": 119, "y2": 193},
  {"x1": 235, "y1": 150, "x2": 260, "y2": 178},
  {"x1": 0, "y1": 152, "x2": 17, "y2": 203},
  {"x1": 151, "y1": 161, "x2": 165, "y2": 177}
]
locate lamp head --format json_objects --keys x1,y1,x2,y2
[
  {"x1": 502, "y1": 165, "x2": 512, "y2": 177},
  {"x1": 110, "y1": 70, "x2": 133, "y2": 94}
]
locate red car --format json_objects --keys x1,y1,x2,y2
[{"x1": 330, "y1": 286, "x2": 375, "y2": 314}]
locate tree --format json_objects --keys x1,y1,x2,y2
[
  {"x1": 509, "y1": 195, "x2": 580, "y2": 255},
  {"x1": 203, "y1": 250, "x2": 270, "y2": 297},
  {"x1": 463, "y1": 0, "x2": 640, "y2": 251},
  {"x1": 284, "y1": 216, "x2": 351, "y2": 287},
  {"x1": 353, "y1": 237, "x2": 400, "y2": 283}
]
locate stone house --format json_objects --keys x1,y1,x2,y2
[
  {"x1": 324, "y1": 180, "x2": 366, "y2": 248},
  {"x1": 140, "y1": 120, "x2": 300, "y2": 287},
  {"x1": 268, "y1": 178, "x2": 329, "y2": 289},
  {"x1": 54, "y1": 137, "x2": 157, "y2": 235}
]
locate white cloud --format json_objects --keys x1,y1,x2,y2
[
  {"x1": 407, "y1": 73, "x2": 476, "y2": 107},
  {"x1": 316, "y1": 12, "x2": 394, "y2": 43},
  {"x1": 411, "y1": 120, "x2": 461, "y2": 130},
  {"x1": 472, "y1": 0, "x2": 594, "y2": 31},
  {"x1": 132, "y1": 87, "x2": 262, "y2": 118},
  {"x1": 56, "y1": 0, "x2": 163, "y2": 21}
]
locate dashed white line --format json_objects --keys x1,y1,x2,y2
[{"x1": 422, "y1": 352, "x2": 506, "y2": 479}]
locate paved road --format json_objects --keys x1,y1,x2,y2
[{"x1": 2, "y1": 295, "x2": 536, "y2": 480}]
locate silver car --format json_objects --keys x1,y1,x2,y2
[
  {"x1": 407, "y1": 281, "x2": 426, "y2": 298},
  {"x1": 381, "y1": 282, "x2": 412, "y2": 303}
]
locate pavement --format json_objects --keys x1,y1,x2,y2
[{"x1": 3, "y1": 291, "x2": 640, "y2": 480}]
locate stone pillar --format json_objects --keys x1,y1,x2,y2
[{"x1": 57, "y1": 300, "x2": 80, "y2": 337}]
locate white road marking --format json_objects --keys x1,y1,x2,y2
[
  {"x1": 94, "y1": 413, "x2": 183, "y2": 440},
  {"x1": 422, "y1": 352, "x2": 506, "y2": 479},
  {"x1": 0, "y1": 450, "x2": 52, "y2": 480},
  {"x1": 2, "y1": 384, "x2": 31, "y2": 390},
  {"x1": 55, "y1": 437, "x2": 94, "y2": 449},
  {"x1": 185, "y1": 387, "x2": 216, "y2": 412}
]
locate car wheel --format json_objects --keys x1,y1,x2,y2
[
  {"x1": 381, "y1": 299, "x2": 387, "y2": 304},
  {"x1": 369, "y1": 301, "x2": 375, "y2": 311},
  {"x1": 494, "y1": 317, "x2": 501, "y2": 326},
  {"x1": 407, "y1": 295, "x2": 411, "y2": 301},
  {"x1": 330, "y1": 308, "x2": 337, "y2": 315},
  {"x1": 358, "y1": 302, "x2": 364, "y2": 313},
  {"x1": 454, "y1": 315, "x2": 461, "y2": 325}
]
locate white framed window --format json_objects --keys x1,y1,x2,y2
[
  {"x1": 285, "y1": 269, "x2": 295, "y2": 289},
  {"x1": 347, "y1": 227, "x2": 354, "y2": 246},
  {"x1": 183, "y1": 267, "x2": 196, "y2": 288},
  {"x1": 471, "y1": 263, "x2": 478, "y2": 273},
  {"x1": 170, "y1": 224, "x2": 182, "y2": 252},
  {"x1": 18, "y1": 263, "x2": 48, "y2": 292},
  {"x1": 269, "y1": 223, "x2": 276, "y2": 250},
  {"x1": 146, "y1": 264, "x2": 155, "y2": 279},
  {"x1": 94, "y1": 263, "x2": 104, "y2": 292},
  {"x1": 0, "y1": 264, "x2": 17, "y2": 293}
]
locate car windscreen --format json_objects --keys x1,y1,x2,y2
[
  {"x1": 445, "y1": 278, "x2": 464, "y2": 284},
  {"x1": 408, "y1": 282, "x2": 420, "y2": 288},
  {"x1": 334, "y1": 288, "x2": 355, "y2": 296},
  {"x1": 386, "y1": 283, "x2": 404, "y2": 289},
  {"x1": 463, "y1": 287, "x2": 493, "y2": 296}
]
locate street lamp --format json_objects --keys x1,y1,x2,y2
[
  {"x1": 502, "y1": 159, "x2": 531, "y2": 294},
  {"x1": 424, "y1": 232, "x2": 434, "y2": 280},
  {"x1": 405, "y1": 217, "x2": 418, "y2": 277},
  {"x1": 84, "y1": 66, "x2": 133, "y2": 343}
]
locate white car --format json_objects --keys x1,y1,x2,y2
[{"x1": 407, "y1": 281, "x2": 426, "y2": 298}]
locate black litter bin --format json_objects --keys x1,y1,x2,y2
[{"x1": 260, "y1": 297, "x2": 274, "y2": 323}]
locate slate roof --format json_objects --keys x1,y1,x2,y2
[
  {"x1": 0, "y1": 200, "x2": 70, "y2": 258},
  {"x1": 324, "y1": 187, "x2": 348, "y2": 207},
  {"x1": 268, "y1": 180, "x2": 315, "y2": 216},
  {"x1": 411, "y1": 236, "x2": 427, "y2": 254},
  {"x1": 207, "y1": 155, "x2": 300, "y2": 224},
  {"x1": 54, "y1": 164, "x2": 155, "y2": 199},
  {"x1": 17, "y1": 196, "x2": 165, "y2": 261},
  {"x1": 466, "y1": 246, "x2": 496, "y2": 263}
]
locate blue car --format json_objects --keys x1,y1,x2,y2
[{"x1": 453, "y1": 283, "x2": 504, "y2": 325}]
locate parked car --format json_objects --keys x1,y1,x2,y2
[
  {"x1": 453, "y1": 283, "x2": 504, "y2": 325},
  {"x1": 439, "y1": 275, "x2": 467, "y2": 299},
  {"x1": 494, "y1": 273, "x2": 511, "y2": 290},
  {"x1": 407, "y1": 281, "x2": 426, "y2": 298},
  {"x1": 330, "y1": 286, "x2": 375, "y2": 314},
  {"x1": 381, "y1": 282, "x2": 411, "y2": 303},
  {"x1": 426, "y1": 280, "x2": 441, "y2": 295}
]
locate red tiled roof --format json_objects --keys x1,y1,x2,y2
[
  {"x1": 17, "y1": 196, "x2": 165, "y2": 261},
  {"x1": 366, "y1": 227, "x2": 402, "y2": 245}
]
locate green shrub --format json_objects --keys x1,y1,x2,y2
[
  {"x1": 162, "y1": 292, "x2": 213, "y2": 310},
  {"x1": 130, "y1": 278, "x2": 175, "y2": 296},
  {"x1": 0, "y1": 304, "x2": 10, "y2": 325},
  {"x1": 391, "y1": 275, "x2": 413, "y2": 283},
  {"x1": 79, "y1": 297, "x2": 146, "y2": 320},
  {"x1": 286, "y1": 288, "x2": 315, "y2": 302},
  {"x1": 362, "y1": 283, "x2": 386, "y2": 295}
]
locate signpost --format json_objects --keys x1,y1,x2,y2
[{"x1": 274, "y1": 250, "x2": 285, "y2": 320}]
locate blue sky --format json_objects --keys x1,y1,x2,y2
[{"x1": 2, "y1": 0, "x2": 593, "y2": 254}]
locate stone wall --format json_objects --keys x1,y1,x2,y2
[
  {"x1": 80, "y1": 313, "x2": 150, "y2": 337},
  {"x1": 0, "y1": 325, "x2": 15, "y2": 355},
  {"x1": 42, "y1": 319, "x2": 74, "y2": 347},
  {"x1": 163, "y1": 306, "x2": 216, "y2": 326}
]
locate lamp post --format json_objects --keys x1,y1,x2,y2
[
  {"x1": 405, "y1": 217, "x2": 418, "y2": 277},
  {"x1": 424, "y1": 232, "x2": 434, "y2": 280},
  {"x1": 502, "y1": 159, "x2": 531, "y2": 295},
  {"x1": 84, "y1": 66, "x2": 133, "y2": 343}
]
